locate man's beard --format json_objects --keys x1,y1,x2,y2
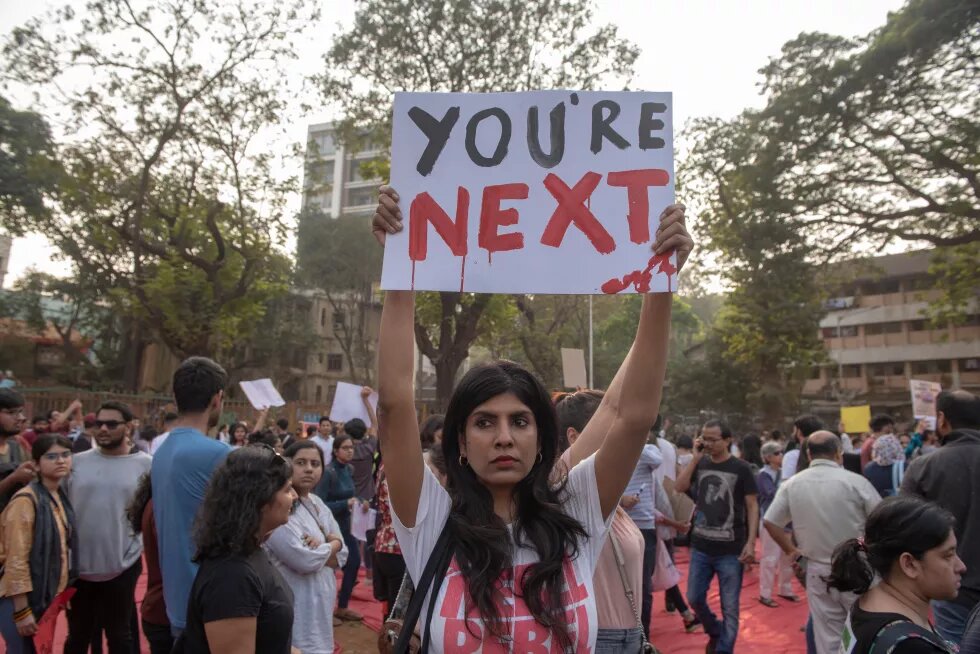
[{"x1": 98, "y1": 433, "x2": 128, "y2": 450}]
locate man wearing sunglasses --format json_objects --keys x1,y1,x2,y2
[{"x1": 63, "y1": 401, "x2": 152, "y2": 654}]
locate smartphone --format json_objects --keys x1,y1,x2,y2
[
  {"x1": 695, "y1": 438, "x2": 705, "y2": 453},
  {"x1": 794, "y1": 555, "x2": 808, "y2": 588}
]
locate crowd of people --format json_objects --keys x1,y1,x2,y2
[{"x1": 0, "y1": 187, "x2": 976, "y2": 654}]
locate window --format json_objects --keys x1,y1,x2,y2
[
  {"x1": 314, "y1": 133, "x2": 335, "y2": 155},
  {"x1": 318, "y1": 352, "x2": 324, "y2": 364},
  {"x1": 347, "y1": 160, "x2": 366, "y2": 183},
  {"x1": 864, "y1": 322, "x2": 902, "y2": 336},
  {"x1": 309, "y1": 160, "x2": 335, "y2": 184},
  {"x1": 909, "y1": 320, "x2": 928, "y2": 332},
  {"x1": 840, "y1": 325, "x2": 858, "y2": 338},
  {"x1": 821, "y1": 327, "x2": 839, "y2": 338},
  {"x1": 961, "y1": 358, "x2": 980, "y2": 371},
  {"x1": 868, "y1": 362, "x2": 904, "y2": 377},
  {"x1": 320, "y1": 308, "x2": 327, "y2": 327},
  {"x1": 861, "y1": 279, "x2": 900, "y2": 295},
  {"x1": 905, "y1": 276, "x2": 934, "y2": 291},
  {"x1": 842, "y1": 364, "x2": 863, "y2": 378},
  {"x1": 910, "y1": 360, "x2": 952, "y2": 375},
  {"x1": 346, "y1": 186, "x2": 375, "y2": 207},
  {"x1": 332, "y1": 311, "x2": 345, "y2": 330},
  {"x1": 315, "y1": 385, "x2": 323, "y2": 402},
  {"x1": 327, "y1": 354, "x2": 343, "y2": 371}
]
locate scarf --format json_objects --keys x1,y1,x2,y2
[{"x1": 26, "y1": 479, "x2": 78, "y2": 617}]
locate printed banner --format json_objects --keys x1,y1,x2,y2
[
  {"x1": 910, "y1": 379, "x2": 941, "y2": 429},
  {"x1": 381, "y1": 90, "x2": 677, "y2": 294}
]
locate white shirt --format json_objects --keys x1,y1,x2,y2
[
  {"x1": 764, "y1": 459, "x2": 881, "y2": 564},
  {"x1": 782, "y1": 448, "x2": 800, "y2": 479},
  {"x1": 311, "y1": 434, "x2": 333, "y2": 464},
  {"x1": 654, "y1": 438, "x2": 678, "y2": 483},
  {"x1": 840, "y1": 433, "x2": 854, "y2": 453},
  {"x1": 391, "y1": 454, "x2": 612, "y2": 653},
  {"x1": 149, "y1": 431, "x2": 170, "y2": 456},
  {"x1": 265, "y1": 494, "x2": 348, "y2": 654}
]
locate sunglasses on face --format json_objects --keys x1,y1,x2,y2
[
  {"x1": 95, "y1": 420, "x2": 125, "y2": 429},
  {"x1": 42, "y1": 451, "x2": 72, "y2": 462}
]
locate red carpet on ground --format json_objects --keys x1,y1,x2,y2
[{"x1": 44, "y1": 545, "x2": 808, "y2": 653}]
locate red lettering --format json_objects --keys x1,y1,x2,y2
[
  {"x1": 607, "y1": 168, "x2": 670, "y2": 244},
  {"x1": 442, "y1": 620, "x2": 483, "y2": 652},
  {"x1": 479, "y1": 183, "x2": 528, "y2": 254},
  {"x1": 540, "y1": 172, "x2": 615, "y2": 254},
  {"x1": 409, "y1": 188, "x2": 470, "y2": 261}
]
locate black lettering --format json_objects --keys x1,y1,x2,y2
[
  {"x1": 527, "y1": 102, "x2": 566, "y2": 169},
  {"x1": 590, "y1": 100, "x2": 629, "y2": 154},
  {"x1": 408, "y1": 106, "x2": 461, "y2": 176},
  {"x1": 638, "y1": 102, "x2": 667, "y2": 150},
  {"x1": 465, "y1": 107, "x2": 511, "y2": 167}
]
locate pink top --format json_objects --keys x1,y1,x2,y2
[{"x1": 559, "y1": 450, "x2": 645, "y2": 629}]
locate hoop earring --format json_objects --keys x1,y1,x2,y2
[
  {"x1": 458, "y1": 454, "x2": 468, "y2": 467},
  {"x1": 536, "y1": 451, "x2": 543, "y2": 464}
]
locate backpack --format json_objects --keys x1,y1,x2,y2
[{"x1": 868, "y1": 620, "x2": 956, "y2": 653}]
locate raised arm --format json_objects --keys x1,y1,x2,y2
[
  {"x1": 593, "y1": 204, "x2": 692, "y2": 518},
  {"x1": 373, "y1": 186, "x2": 425, "y2": 528},
  {"x1": 361, "y1": 386, "x2": 379, "y2": 437}
]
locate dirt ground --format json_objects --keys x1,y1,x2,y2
[{"x1": 336, "y1": 620, "x2": 383, "y2": 653}]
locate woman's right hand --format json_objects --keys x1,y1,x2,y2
[
  {"x1": 16, "y1": 612, "x2": 37, "y2": 637},
  {"x1": 372, "y1": 185, "x2": 402, "y2": 246}
]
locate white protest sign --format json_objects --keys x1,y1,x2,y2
[
  {"x1": 238, "y1": 378, "x2": 286, "y2": 410},
  {"x1": 381, "y1": 90, "x2": 677, "y2": 294},
  {"x1": 561, "y1": 348, "x2": 588, "y2": 389},
  {"x1": 329, "y1": 381, "x2": 379, "y2": 425},
  {"x1": 910, "y1": 378, "x2": 941, "y2": 429}
]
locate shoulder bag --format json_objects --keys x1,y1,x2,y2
[{"x1": 610, "y1": 531, "x2": 659, "y2": 654}]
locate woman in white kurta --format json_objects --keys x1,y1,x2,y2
[{"x1": 266, "y1": 440, "x2": 348, "y2": 654}]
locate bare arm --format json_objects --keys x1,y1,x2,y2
[
  {"x1": 764, "y1": 520, "x2": 801, "y2": 558},
  {"x1": 204, "y1": 617, "x2": 257, "y2": 654},
  {"x1": 253, "y1": 408, "x2": 269, "y2": 433},
  {"x1": 740, "y1": 494, "x2": 759, "y2": 563},
  {"x1": 674, "y1": 440, "x2": 703, "y2": 494},
  {"x1": 362, "y1": 387, "x2": 379, "y2": 437}
]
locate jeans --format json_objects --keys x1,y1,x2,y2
[
  {"x1": 595, "y1": 627, "x2": 643, "y2": 653},
  {"x1": 142, "y1": 619, "x2": 174, "y2": 654},
  {"x1": 639, "y1": 528, "x2": 658, "y2": 635},
  {"x1": 806, "y1": 616, "x2": 816, "y2": 654},
  {"x1": 64, "y1": 558, "x2": 143, "y2": 654},
  {"x1": 933, "y1": 599, "x2": 972, "y2": 645},
  {"x1": 686, "y1": 549, "x2": 744, "y2": 653},
  {"x1": 0, "y1": 597, "x2": 36, "y2": 654},
  {"x1": 338, "y1": 528, "x2": 362, "y2": 609}
]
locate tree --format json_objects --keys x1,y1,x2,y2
[
  {"x1": 320, "y1": 0, "x2": 639, "y2": 406},
  {"x1": 297, "y1": 211, "x2": 384, "y2": 385},
  {"x1": 749, "y1": 0, "x2": 979, "y2": 251},
  {"x1": 0, "y1": 96, "x2": 61, "y2": 231},
  {"x1": 510, "y1": 295, "x2": 590, "y2": 390},
  {"x1": 2, "y1": 0, "x2": 315, "y2": 388},
  {"x1": 681, "y1": 116, "x2": 828, "y2": 424}
]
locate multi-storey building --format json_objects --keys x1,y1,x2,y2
[
  {"x1": 803, "y1": 250, "x2": 980, "y2": 421},
  {"x1": 302, "y1": 122, "x2": 384, "y2": 217}
]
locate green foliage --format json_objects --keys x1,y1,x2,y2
[
  {"x1": 924, "y1": 243, "x2": 980, "y2": 327},
  {"x1": 319, "y1": 0, "x2": 639, "y2": 405},
  {"x1": 0, "y1": 96, "x2": 61, "y2": 233},
  {"x1": 297, "y1": 211, "x2": 384, "y2": 384},
  {"x1": 2, "y1": 0, "x2": 315, "y2": 375}
]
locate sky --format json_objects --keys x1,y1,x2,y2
[{"x1": 0, "y1": 0, "x2": 906, "y2": 288}]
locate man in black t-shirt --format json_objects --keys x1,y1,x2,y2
[{"x1": 676, "y1": 419, "x2": 759, "y2": 654}]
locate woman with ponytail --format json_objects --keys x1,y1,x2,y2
[{"x1": 828, "y1": 496, "x2": 965, "y2": 653}]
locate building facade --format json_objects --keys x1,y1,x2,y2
[
  {"x1": 302, "y1": 122, "x2": 384, "y2": 217},
  {"x1": 803, "y1": 250, "x2": 980, "y2": 420}
]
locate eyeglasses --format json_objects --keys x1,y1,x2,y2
[
  {"x1": 95, "y1": 420, "x2": 125, "y2": 429},
  {"x1": 42, "y1": 451, "x2": 72, "y2": 462},
  {"x1": 255, "y1": 442, "x2": 287, "y2": 462}
]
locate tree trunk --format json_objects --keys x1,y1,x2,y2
[{"x1": 434, "y1": 354, "x2": 463, "y2": 412}]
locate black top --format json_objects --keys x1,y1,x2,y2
[
  {"x1": 902, "y1": 429, "x2": 980, "y2": 610},
  {"x1": 863, "y1": 462, "x2": 898, "y2": 498},
  {"x1": 181, "y1": 550, "x2": 294, "y2": 654},
  {"x1": 690, "y1": 456, "x2": 758, "y2": 556},
  {"x1": 846, "y1": 604, "x2": 948, "y2": 654}
]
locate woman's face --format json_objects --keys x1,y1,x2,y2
[
  {"x1": 903, "y1": 530, "x2": 966, "y2": 601},
  {"x1": 334, "y1": 439, "x2": 355, "y2": 464},
  {"x1": 459, "y1": 392, "x2": 539, "y2": 490},
  {"x1": 261, "y1": 479, "x2": 297, "y2": 535},
  {"x1": 233, "y1": 426, "x2": 247, "y2": 443},
  {"x1": 766, "y1": 452, "x2": 784, "y2": 469},
  {"x1": 38, "y1": 445, "x2": 72, "y2": 482},
  {"x1": 290, "y1": 448, "x2": 323, "y2": 495}
]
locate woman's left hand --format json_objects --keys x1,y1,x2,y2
[{"x1": 652, "y1": 204, "x2": 694, "y2": 272}]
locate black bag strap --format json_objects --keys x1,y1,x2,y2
[
  {"x1": 394, "y1": 519, "x2": 454, "y2": 654},
  {"x1": 871, "y1": 620, "x2": 955, "y2": 654}
]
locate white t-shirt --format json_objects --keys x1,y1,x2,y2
[
  {"x1": 782, "y1": 448, "x2": 800, "y2": 479},
  {"x1": 311, "y1": 434, "x2": 333, "y2": 464},
  {"x1": 391, "y1": 453, "x2": 612, "y2": 653},
  {"x1": 654, "y1": 438, "x2": 677, "y2": 483},
  {"x1": 149, "y1": 431, "x2": 170, "y2": 456}
]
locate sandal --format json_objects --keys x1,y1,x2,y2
[
  {"x1": 683, "y1": 615, "x2": 702, "y2": 632},
  {"x1": 778, "y1": 593, "x2": 802, "y2": 603},
  {"x1": 758, "y1": 597, "x2": 780, "y2": 608}
]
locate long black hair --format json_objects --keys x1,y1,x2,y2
[
  {"x1": 740, "y1": 433, "x2": 763, "y2": 468},
  {"x1": 193, "y1": 447, "x2": 292, "y2": 560},
  {"x1": 126, "y1": 473, "x2": 152, "y2": 535},
  {"x1": 827, "y1": 496, "x2": 955, "y2": 595},
  {"x1": 441, "y1": 360, "x2": 587, "y2": 648}
]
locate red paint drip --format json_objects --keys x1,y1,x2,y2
[{"x1": 601, "y1": 252, "x2": 678, "y2": 294}]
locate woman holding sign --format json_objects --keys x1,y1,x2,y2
[{"x1": 372, "y1": 186, "x2": 693, "y2": 652}]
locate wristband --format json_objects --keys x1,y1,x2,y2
[{"x1": 13, "y1": 606, "x2": 33, "y2": 622}]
